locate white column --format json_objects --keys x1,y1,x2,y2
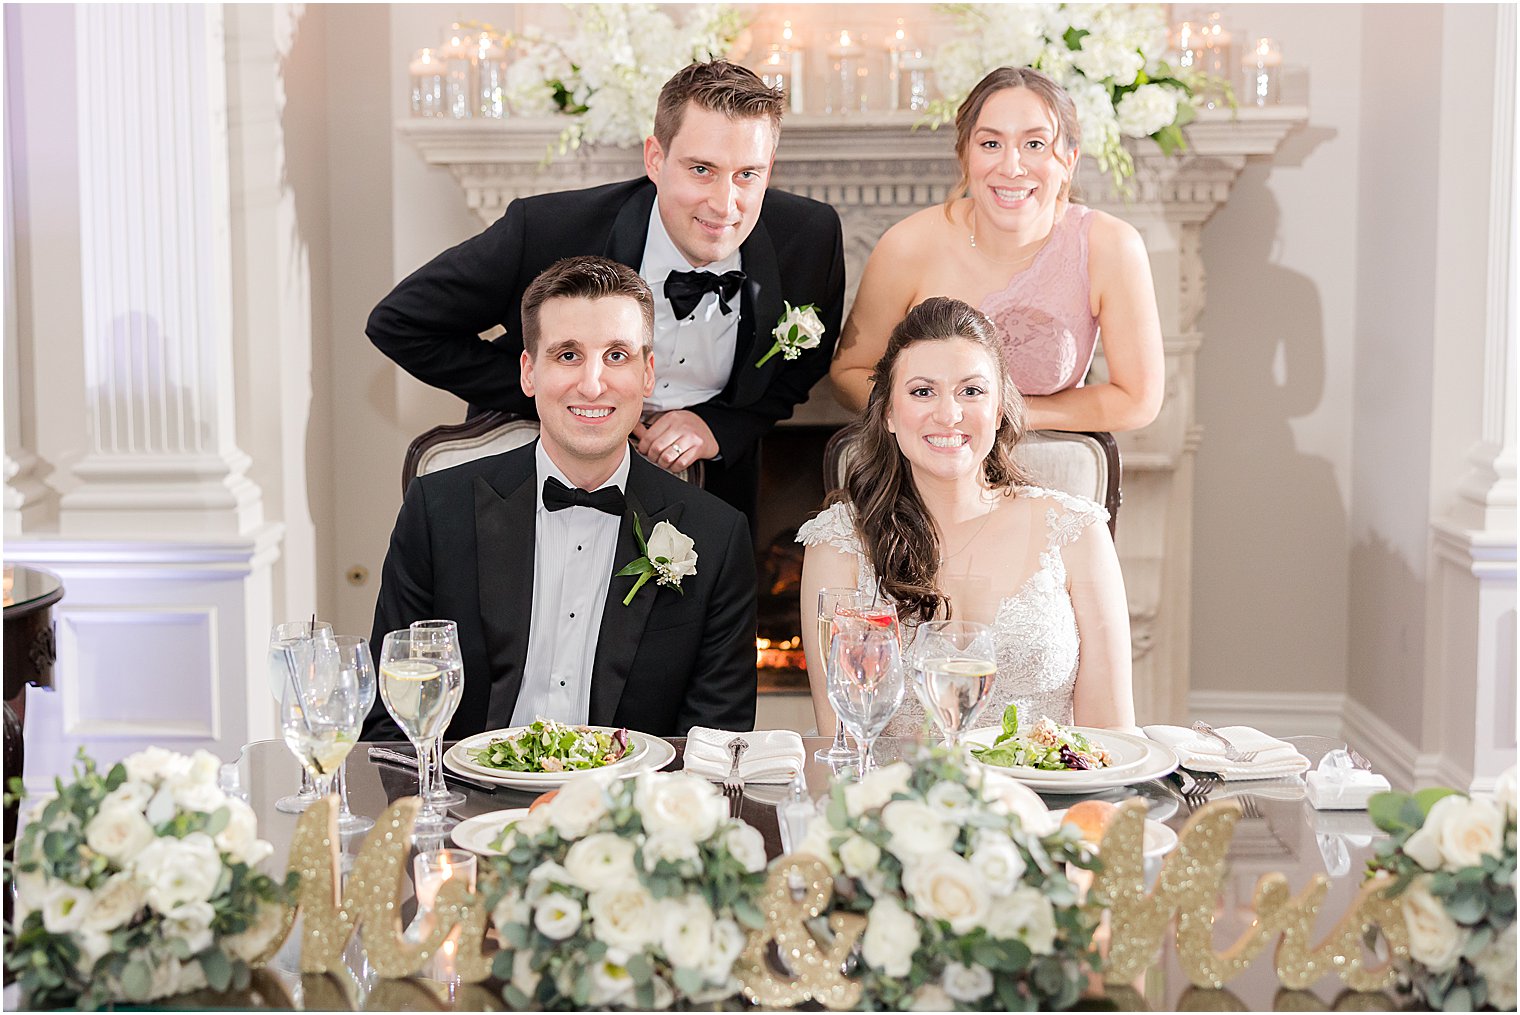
[{"x1": 57, "y1": 4, "x2": 262, "y2": 536}]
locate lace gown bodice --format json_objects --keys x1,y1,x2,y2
[
  {"x1": 796, "y1": 488, "x2": 1109, "y2": 736},
  {"x1": 979, "y1": 204, "x2": 1099, "y2": 396}
]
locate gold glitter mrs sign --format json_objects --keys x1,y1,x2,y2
[{"x1": 1096, "y1": 799, "x2": 1409, "y2": 991}]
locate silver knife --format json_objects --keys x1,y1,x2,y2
[{"x1": 366, "y1": 746, "x2": 503, "y2": 793}]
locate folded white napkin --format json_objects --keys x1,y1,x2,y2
[
  {"x1": 683, "y1": 727, "x2": 805, "y2": 785},
  {"x1": 1143, "y1": 724, "x2": 1310, "y2": 781}
]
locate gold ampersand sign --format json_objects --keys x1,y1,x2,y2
[{"x1": 734, "y1": 856, "x2": 865, "y2": 1010}]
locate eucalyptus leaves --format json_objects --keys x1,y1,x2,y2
[
  {"x1": 1368, "y1": 766, "x2": 1517, "y2": 1011},
  {"x1": 4, "y1": 749, "x2": 290, "y2": 1009}
]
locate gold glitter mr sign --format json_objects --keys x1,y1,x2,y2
[
  {"x1": 260, "y1": 797, "x2": 494, "y2": 982},
  {"x1": 1095, "y1": 799, "x2": 1407, "y2": 991}
]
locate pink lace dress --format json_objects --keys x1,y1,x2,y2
[{"x1": 979, "y1": 204, "x2": 1099, "y2": 396}]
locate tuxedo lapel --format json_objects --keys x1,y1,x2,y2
[
  {"x1": 587, "y1": 477, "x2": 685, "y2": 726},
  {"x1": 732, "y1": 217, "x2": 784, "y2": 405},
  {"x1": 605, "y1": 183, "x2": 656, "y2": 270},
  {"x1": 475, "y1": 467, "x2": 538, "y2": 729}
]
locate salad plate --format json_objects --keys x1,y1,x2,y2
[
  {"x1": 444, "y1": 727, "x2": 676, "y2": 790},
  {"x1": 965, "y1": 726, "x2": 1179, "y2": 792},
  {"x1": 450, "y1": 808, "x2": 530, "y2": 856}
]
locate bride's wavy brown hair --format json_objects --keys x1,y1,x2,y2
[{"x1": 828, "y1": 297, "x2": 1031, "y2": 623}]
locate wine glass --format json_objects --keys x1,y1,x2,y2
[
  {"x1": 279, "y1": 639, "x2": 364, "y2": 805},
  {"x1": 912, "y1": 619, "x2": 997, "y2": 751},
  {"x1": 827, "y1": 612, "x2": 906, "y2": 778},
  {"x1": 812, "y1": 588, "x2": 865, "y2": 762},
  {"x1": 410, "y1": 619, "x2": 466, "y2": 809},
  {"x1": 331, "y1": 636, "x2": 377, "y2": 835},
  {"x1": 268, "y1": 620, "x2": 334, "y2": 813},
  {"x1": 378, "y1": 629, "x2": 463, "y2": 832}
]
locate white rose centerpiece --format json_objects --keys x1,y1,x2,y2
[
  {"x1": 6, "y1": 749, "x2": 289, "y2": 1009},
  {"x1": 1368, "y1": 767, "x2": 1518, "y2": 1011},
  {"x1": 800, "y1": 748, "x2": 1099, "y2": 1010},
  {"x1": 483, "y1": 769, "x2": 769, "y2": 1009}
]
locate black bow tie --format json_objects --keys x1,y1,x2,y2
[
  {"x1": 542, "y1": 476, "x2": 626, "y2": 516},
  {"x1": 664, "y1": 269, "x2": 745, "y2": 321}
]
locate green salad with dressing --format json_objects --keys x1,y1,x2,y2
[
  {"x1": 467, "y1": 717, "x2": 631, "y2": 773},
  {"x1": 969, "y1": 704, "x2": 1113, "y2": 771}
]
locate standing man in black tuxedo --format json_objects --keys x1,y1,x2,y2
[
  {"x1": 367, "y1": 60, "x2": 846, "y2": 527},
  {"x1": 364, "y1": 257, "x2": 757, "y2": 740}
]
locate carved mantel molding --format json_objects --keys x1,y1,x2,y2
[{"x1": 396, "y1": 105, "x2": 1308, "y2": 725}]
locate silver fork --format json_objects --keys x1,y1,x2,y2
[
  {"x1": 1192, "y1": 721, "x2": 1260, "y2": 763},
  {"x1": 723, "y1": 737, "x2": 749, "y2": 818}
]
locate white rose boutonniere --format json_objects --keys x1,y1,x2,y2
[
  {"x1": 756, "y1": 301, "x2": 825, "y2": 368},
  {"x1": 616, "y1": 515, "x2": 697, "y2": 605}
]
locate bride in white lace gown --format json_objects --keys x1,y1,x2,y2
[{"x1": 799, "y1": 297, "x2": 1135, "y2": 738}]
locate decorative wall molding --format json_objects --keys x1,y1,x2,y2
[
  {"x1": 397, "y1": 106, "x2": 1307, "y2": 727},
  {"x1": 9, "y1": 528, "x2": 282, "y2": 791}
]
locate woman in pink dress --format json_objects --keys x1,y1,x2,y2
[{"x1": 830, "y1": 68, "x2": 1164, "y2": 433}]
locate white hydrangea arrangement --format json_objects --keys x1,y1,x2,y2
[
  {"x1": 483, "y1": 770, "x2": 770, "y2": 1009},
  {"x1": 503, "y1": 4, "x2": 749, "y2": 153},
  {"x1": 795, "y1": 750, "x2": 1099, "y2": 1011},
  {"x1": 4, "y1": 748, "x2": 290, "y2": 1009},
  {"x1": 1366, "y1": 766, "x2": 1517, "y2": 1012},
  {"x1": 930, "y1": 3, "x2": 1205, "y2": 187}
]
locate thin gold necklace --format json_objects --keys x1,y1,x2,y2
[{"x1": 938, "y1": 499, "x2": 998, "y2": 567}]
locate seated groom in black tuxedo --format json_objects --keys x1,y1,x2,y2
[
  {"x1": 363, "y1": 256, "x2": 757, "y2": 740},
  {"x1": 367, "y1": 60, "x2": 845, "y2": 527}
]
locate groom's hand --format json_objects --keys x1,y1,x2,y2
[{"x1": 633, "y1": 410, "x2": 719, "y2": 474}]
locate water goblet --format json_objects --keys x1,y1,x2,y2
[
  {"x1": 410, "y1": 619, "x2": 466, "y2": 809},
  {"x1": 912, "y1": 619, "x2": 997, "y2": 752},
  {"x1": 268, "y1": 620, "x2": 334, "y2": 813},
  {"x1": 812, "y1": 588, "x2": 865, "y2": 763},
  {"x1": 331, "y1": 635, "x2": 377, "y2": 835},
  {"x1": 378, "y1": 629, "x2": 463, "y2": 832},
  {"x1": 827, "y1": 612, "x2": 906, "y2": 778},
  {"x1": 279, "y1": 638, "x2": 364, "y2": 805}
]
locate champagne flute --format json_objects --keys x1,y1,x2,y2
[
  {"x1": 913, "y1": 619, "x2": 997, "y2": 751},
  {"x1": 279, "y1": 638, "x2": 363, "y2": 804},
  {"x1": 268, "y1": 620, "x2": 334, "y2": 813},
  {"x1": 827, "y1": 613, "x2": 906, "y2": 778},
  {"x1": 331, "y1": 635, "x2": 377, "y2": 835},
  {"x1": 378, "y1": 630, "x2": 463, "y2": 832},
  {"x1": 813, "y1": 588, "x2": 865, "y2": 762},
  {"x1": 410, "y1": 619, "x2": 466, "y2": 809}
]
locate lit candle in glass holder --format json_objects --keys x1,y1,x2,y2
[
  {"x1": 413, "y1": 847, "x2": 476, "y2": 913},
  {"x1": 780, "y1": 20, "x2": 805, "y2": 113},
  {"x1": 1171, "y1": 20, "x2": 1202, "y2": 71},
  {"x1": 759, "y1": 44, "x2": 790, "y2": 96},
  {"x1": 473, "y1": 30, "x2": 508, "y2": 118},
  {"x1": 1198, "y1": 11, "x2": 1234, "y2": 109},
  {"x1": 440, "y1": 25, "x2": 474, "y2": 119},
  {"x1": 826, "y1": 28, "x2": 866, "y2": 116},
  {"x1": 409, "y1": 48, "x2": 444, "y2": 118},
  {"x1": 1242, "y1": 36, "x2": 1282, "y2": 106}
]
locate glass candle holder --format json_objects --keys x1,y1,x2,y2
[
  {"x1": 409, "y1": 48, "x2": 444, "y2": 118},
  {"x1": 1171, "y1": 20, "x2": 1202, "y2": 71},
  {"x1": 440, "y1": 26, "x2": 474, "y2": 119},
  {"x1": 1242, "y1": 36, "x2": 1282, "y2": 106},
  {"x1": 758, "y1": 44, "x2": 790, "y2": 96},
  {"x1": 474, "y1": 30, "x2": 508, "y2": 118},
  {"x1": 826, "y1": 29, "x2": 867, "y2": 115},
  {"x1": 779, "y1": 20, "x2": 805, "y2": 113},
  {"x1": 1198, "y1": 11, "x2": 1234, "y2": 109},
  {"x1": 413, "y1": 848, "x2": 477, "y2": 914}
]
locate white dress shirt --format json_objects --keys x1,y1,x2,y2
[
  {"x1": 510, "y1": 442, "x2": 631, "y2": 727},
  {"x1": 639, "y1": 200, "x2": 743, "y2": 413}
]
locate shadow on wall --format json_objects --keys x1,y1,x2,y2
[
  {"x1": 1192, "y1": 169, "x2": 1349, "y2": 698},
  {"x1": 1347, "y1": 531, "x2": 1423, "y2": 747}
]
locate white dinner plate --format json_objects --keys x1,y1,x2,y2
[
  {"x1": 1049, "y1": 808, "x2": 1179, "y2": 860},
  {"x1": 451, "y1": 808, "x2": 530, "y2": 856},
  {"x1": 444, "y1": 728, "x2": 676, "y2": 790},
  {"x1": 965, "y1": 727, "x2": 1179, "y2": 792}
]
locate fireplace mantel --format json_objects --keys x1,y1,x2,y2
[{"x1": 396, "y1": 106, "x2": 1308, "y2": 725}]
